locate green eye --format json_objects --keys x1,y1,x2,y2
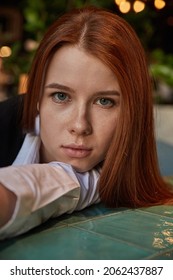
[
  {"x1": 52, "y1": 92, "x2": 69, "y2": 102},
  {"x1": 100, "y1": 98, "x2": 111, "y2": 105},
  {"x1": 96, "y1": 98, "x2": 114, "y2": 107},
  {"x1": 56, "y1": 93, "x2": 67, "y2": 100}
]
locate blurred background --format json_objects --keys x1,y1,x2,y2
[{"x1": 0, "y1": 0, "x2": 173, "y2": 104}]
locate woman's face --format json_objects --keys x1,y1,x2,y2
[{"x1": 39, "y1": 45, "x2": 121, "y2": 172}]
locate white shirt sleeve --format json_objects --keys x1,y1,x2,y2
[{"x1": 0, "y1": 162, "x2": 100, "y2": 240}]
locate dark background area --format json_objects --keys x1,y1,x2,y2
[
  {"x1": 0, "y1": 0, "x2": 173, "y2": 53},
  {"x1": 0, "y1": 0, "x2": 173, "y2": 102}
]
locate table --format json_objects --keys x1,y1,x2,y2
[{"x1": 0, "y1": 140, "x2": 173, "y2": 260}]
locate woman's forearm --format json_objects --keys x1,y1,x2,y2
[
  {"x1": 0, "y1": 163, "x2": 81, "y2": 239},
  {"x1": 0, "y1": 184, "x2": 17, "y2": 227},
  {"x1": 0, "y1": 162, "x2": 99, "y2": 239}
]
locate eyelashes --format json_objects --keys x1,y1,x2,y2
[
  {"x1": 51, "y1": 92, "x2": 70, "y2": 103},
  {"x1": 50, "y1": 91, "x2": 118, "y2": 108},
  {"x1": 95, "y1": 98, "x2": 115, "y2": 108}
]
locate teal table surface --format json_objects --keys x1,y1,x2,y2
[
  {"x1": 0, "y1": 140, "x2": 173, "y2": 260},
  {"x1": 0, "y1": 203, "x2": 173, "y2": 260}
]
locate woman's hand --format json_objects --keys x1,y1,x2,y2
[{"x1": 0, "y1": 184, "x2": 16, "y2": 228}]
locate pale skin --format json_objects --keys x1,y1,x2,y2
[
  {"x1": 0, "y1": 45, "x2": 121, "y2": 227},
  {"x1": 40, "y1": 45, "x2": 121, "y2": 172}
]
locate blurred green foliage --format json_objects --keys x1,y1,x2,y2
[
  {"x1": 3, "y1": 0, "x2": 114, "y2": 92},
  {"x1": 150, "y1": 49, "x2": 173, "y2": 87},
  {"x1": 2, "y1": 0, "x2": 173, "y2": 99}
]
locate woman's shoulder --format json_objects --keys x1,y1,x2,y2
[
  {"x1": 0, "y1": 94, "x2": 26, "y2": 167},
  {"x1": 0, "y1": 94, "x2": 24, "y2": 112}
]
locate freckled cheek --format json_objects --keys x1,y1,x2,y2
[
  {"x1": 40, "y1": 107, "x2": 68, "y2": 131},
  {"x1": 102, "y1": 130, "x2": 115, "y2": 150},
  {"x1": 98, "y1": 117, "x2": 117, "y2": 150}
]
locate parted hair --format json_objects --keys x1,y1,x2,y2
[{"x1": 23, "y1": 6, "x2": 173, "y2": 207}]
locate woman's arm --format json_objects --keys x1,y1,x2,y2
[
  {"x1": 0, "y1": 184, "x2": 17, "y2": 227},
  {"x1": 0, "y1": 163, "x2": 81, "y2": 239},
  {"x1": 0, "y1": 162, "x2": 100, "y2": 239}
]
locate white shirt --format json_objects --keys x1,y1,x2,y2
[{"x1": 0, "y1": 133, "x2": 100, "y2": 239}]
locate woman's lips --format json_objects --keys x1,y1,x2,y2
[{"x1": 61, "y1": 144, "x2": 92, "y2": 158}]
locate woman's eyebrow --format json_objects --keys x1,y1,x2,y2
[
  {"x1": 45, "y1": 83, "x2": 75, "y2": 93},
  {"x1": 93, "y1": 90, "x2": 120, "y2": 97},
  {"x1": 45, "y1": 83, "x2": 120, "y2": 96}
]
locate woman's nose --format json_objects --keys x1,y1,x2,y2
[{"x1": 68, "y1": 107, "x2": 92, "y2": 136}]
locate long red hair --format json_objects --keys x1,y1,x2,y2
[{"x1": 23, "y1": 6, "x2": 173, "y2": 207}]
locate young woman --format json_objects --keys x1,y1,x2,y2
[{"x1": 0, "y1": 6, "x2": 173, "y2": 239}]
